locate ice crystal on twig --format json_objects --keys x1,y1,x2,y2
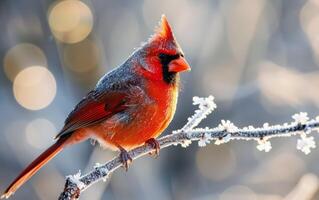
[
  {"x1": 297, "y1": 136, "x2": 316, "y2": 155},
  {"x1": 263, "y1": 123, "x2": 269, "y2": 128},
  {"x1": 292, "y1": 112, "x2": 309, "y2": 125},
  {"x1": 181, "y1": 96, "x2": 216, "y2": 132},
  {"x1": 181, "y1": 140, "x2": 192, "y2": 148},
  {"x1": 256, "y1": 139, "x2": 272, "y2": 152},
  {"x1": 214, "y1": 134, "x2": 231, "y2": 145},
  {"x1": 198, "y1": 133, "x2": 210, "y2": 147},
  {"x1": 66, "y1": 171, "x2": 85, "y2": 190},
  {"x1": 218, "y1": 120, "x2": 238, "y2": 133}
]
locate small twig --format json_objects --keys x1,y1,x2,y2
[{"x1": 58, "y1": 96, "x2": 319, "y2": 200}]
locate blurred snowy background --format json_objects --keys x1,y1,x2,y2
[{"x1": 1, "y1": 0, "x2": 319, "y2": 199}]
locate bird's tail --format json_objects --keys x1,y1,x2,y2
[{"x1": 1, "y1": 135, "x2": 71, "y2": 199}]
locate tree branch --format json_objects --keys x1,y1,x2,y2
[{"x1": 58, "y1": 96, "x2": 319, "y2": 200}]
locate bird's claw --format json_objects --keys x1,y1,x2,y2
[
  {"x1": 145, "y1": 138, "x2": 160, "y2": 157},
  {"x1": 119, "y1": 149, "x2": 132, "y2": 171}
]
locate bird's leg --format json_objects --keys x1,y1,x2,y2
[
  {"x1": 145, "y1": 138, "x2": 160, "y2": 157},
  {"x1": 116, "y1": 145, "x2": 132, "y2": 171}
]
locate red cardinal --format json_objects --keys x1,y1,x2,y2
[{"x1": 2, "y1": 15, "x2": 190, "y2": 199}]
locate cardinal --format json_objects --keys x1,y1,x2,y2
[{"x1": 2, "y1": 15, "x2": 190, "y2": 199}]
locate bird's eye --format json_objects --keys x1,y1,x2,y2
[{"x1": 159, "y1": 53, "x2": 167, "y2": 60}]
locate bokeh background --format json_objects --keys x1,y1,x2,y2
[{"x1": 1, "y1": 0, "x2": 319, "y2": 199}]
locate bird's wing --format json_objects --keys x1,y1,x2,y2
[{"x1": 55, "y1": 90, "x2": 128, "y2": 139}]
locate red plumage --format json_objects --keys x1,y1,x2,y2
[{"x1": 2, "y1": 15, "x2": 190, "y2": 199}]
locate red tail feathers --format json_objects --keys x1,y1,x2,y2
[{"x1": 1, "y1": 135, "x2": 70, "y2": 199}]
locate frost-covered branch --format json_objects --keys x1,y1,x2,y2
[{"x1": 59, "y1": 96, "x2": 319, "y2": 200}]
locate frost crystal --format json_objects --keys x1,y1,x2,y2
[
  {"x1": 263, "y1": 123, "x2": 269, "y2": 128},
  {"x1": 214, "y1": 139, "x2": 222, "y2": 145},
  {"x1": 198, "y1": 133, "x2": 210, "y2": 147},
  {"x1": 223, "y1": 134, "x2": 232, "y2": 143},
  {"x1": 292, "y1": 112, "x2": 309, "y2": 125},
  {"x1": 94, "y1": 162, "x2": 102, "y2": 168},
  {"x1": 214, "y1": 134, "x2": 231, "y2": 145},
  {"x1": 94, "y1": 163, "x2": 109, "y2": 182},
  {"x1": 193, "y1": 95, "x2": 217, "y2": 110},
  {"x1": 218, "y1": 120, "x2": 238, "y2": 133},
  {"x1": 182, "y1": 96, "x2": 217, "y2": 132},
  {"x1": 297, "y1": 136, "x2": 316, "y2": 155},
  {"x1": 181, "y1": 140, "x2": 192, "y2": 148},
  {"x1": 256, "y1": 140, "x2": 272, "y2": 152},
  {"x1": 74, "y1": 170, "x2": 81, "y2": 179},
  {"x1": 304, "y1": 127, "x2": 312, "y2": 135},
  {"x1": 67, "y1": 171, "x2": 86, "y2": 189}
]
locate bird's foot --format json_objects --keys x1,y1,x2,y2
[
  {"x1": 118, "y1": 147, "x2": 132, "y2": 171},
  {"x1": 145, "y1": 138, "x2": 160, "y2": 157}
]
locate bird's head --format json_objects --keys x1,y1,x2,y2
[{"x1": 136, "y1": 15, "x2": 191, "y2": 84}]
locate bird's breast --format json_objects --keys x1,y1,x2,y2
[
  {"x1": 83, "y1": 79, "x2": 179, "y2": 150},
  {"x1": 144, "y1": 78, "x2": 179, "y2": 129}
]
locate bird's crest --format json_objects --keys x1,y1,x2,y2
[
  {"x1": 149, "y1": 15, "x2": 175, "y2": 43},
  {"x1": 137, "y1": 15, "x2": 180, "y2": 56}
]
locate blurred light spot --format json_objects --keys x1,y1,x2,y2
[
  {"x1": 33, "y1": 166, "x2": 65, "y2": 200},
  {"x1": 13, "y1": 66, "x2": 56, "y2": 110},
  {"x1": 4, "y1": 120, "x2": 33, "y2": 163},
  {"x1": 4, "y1": 43, "x2": 47, "y2": 81},
  {"x1": 142, "y1": 0, "x2": 193, "y2": 30},
  {"x1": 25, "y1": 118, "x2": 56, "y2": 149},
  {"x1": 142, "y1": 0, "x2": 203, "y2": 50},
  {"x1": 142, "y1": 0, "x2": 175, "y2": 30},
  {"x1": 258, "y1": 61, "x2": 319, "y2": 108},
  {"x1": 219, "y1": 185, "x2": 257, "y2": 200},
  {"x1": 285, "y1": 173, "x2": 319, "y2": 200},
  {"x1": 248, "y1": 152, "x2": 305, "y2": 184},
  {"x1": 48, "y1": 0, "x2": 93, "y2": 43},
  {"x1": 202, "y1": 61, "x2": 241, "y2": 101},
  {"x1": 63, "y1": 39, "x2": 100, "y2": 73},
  {"x1": 300, "y1": 1, "x2": 319, "y2": 65},
  {"x1": 225, "y1": 0, "x2": 266, "y2": 64},
  {"x1": 196, "y1": 145, "x2": 236, "y2": 181},
  {"x1": 108, "y1": 12, "x2": 140, "y2": 68},
  {"x1": 7, "y1": 15, "x2": 43, "y2": 41}
]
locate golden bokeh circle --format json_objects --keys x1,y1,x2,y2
[
  {"x1": 13, "y1": 66, "x2": 57, "y2": 110},
  {"x1": 48, "y1": 0, "x2": 93, "y2": 44},
  {"x1": 4, "y1": 43, "x2": 47, "y2": 81}
]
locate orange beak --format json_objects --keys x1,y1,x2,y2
[{"x1": 168, "y1": 57, "x2": 191, "y2": 73}]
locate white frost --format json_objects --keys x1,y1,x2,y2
[
  {"x1": 67, "y1": 171, "x2": 86, "y2": 190},
  {"x1": 181, "y1": 140, "x2": 192, "y2": 148},
  {"x1": 193, "y1": 95, "x2": 217, "y2": 110},
  {"x1": 181, "y1": 96, "x2": 217, "y2": 133},
  {"x1": 218, "y1": 120, "x2": 238, "y2": 133},
  {"x1": 304, "y1": 127, "x2": 312, "y2": 134},
  {"x1": 256, "y1": 140, "x2": 272, "y2": 152},
  {"x1": 297, "y1": 136, "x2": 316, "y2": 155},
  {"x1": 263, "y1": 123, "x2": 269, "y2": 128},
  {"x1": 198, "y1": 133, "x2": 210, "y2": 147},
  {"x1": 292, "y1": 112, "x2": 309, "y2": 125},
  {"x1": 214, "y1": 134, "x2": 231, "y2": 145}
]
